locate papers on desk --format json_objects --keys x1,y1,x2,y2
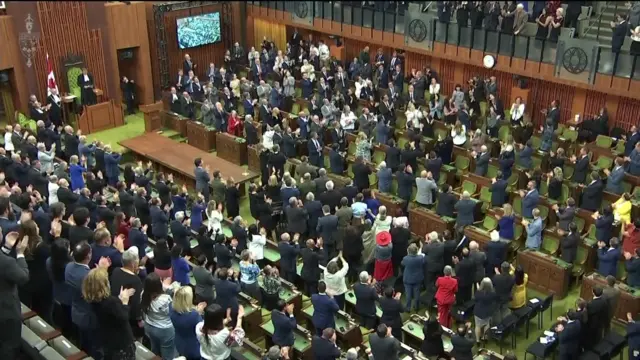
[
  {"x1": 539, "y1": 331, "x2": 556, "y2": 344},
  {"x1": 529, "y1": 298, "x2": 540, "y2": 304},
  {"x1": 544, "y1": 331, "x2": 555, "y2": 337}
]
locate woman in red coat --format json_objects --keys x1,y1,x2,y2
[
  {"x1": 622, "y1": 219, "x2": 640, "y2": 255},
  {"x1": 373, "y1": 231, "x2": 394, "y2": 282},
  {"x1": 435, "y1": 265, "x2": 458, "y2": 328},
  {"x1": 227, "y1": 110, "x2": 243, "y2": 136}
]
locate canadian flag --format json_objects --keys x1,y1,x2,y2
[{"x1": 46, "y1": 53, "x2": 58, "y2": 96}]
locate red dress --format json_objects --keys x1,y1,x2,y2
[
  {"x1": 622, "y1": 224, "x2": 640, "y2": 255},
  {"x1": 435, "y1": 276, "x2": 458, "y2": 328},
  {"x1": 118, "y1": 222, "x2": 131, "y2": 249},
  {"x1": 227, "y1": 115, "x2": 243, "y2": 136}
]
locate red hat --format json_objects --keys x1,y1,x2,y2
[{"x1": 376, "y1": 231, "x2": 392, "y2": 246}]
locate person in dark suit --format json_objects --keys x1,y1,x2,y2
[
  {"x1": 379, "y1": 287, "x2": 405, "y2": 340},
  {"x1": 450, "y1": 323, "x2": 476, "y2": 360},
  {"x1": 580, "y1": 172, "x2": 604, "y2": 212},
  {"x1": 422, "y1": 233, "x2": 445, "y2": 304},
  {"x1": 121, "y1": 77, "x2": 136, "y2": 115},
  {"x1": 369, "y1": 323, "x2": 401, "y2": 360},
  {"x1": 572, "y1": 147, "x2": 590, "y2": 183},
  {"x1": 595, "y1": 206, "x2": 615, "y2": 244},
  {"x1": 585, "y1": 286, "x2": 609, "y2": 347},
  {"x1": 454, "y1": 248, "x2": 476, "y2": 304},
  {"x1": 244, "y1": 116, "x2": 259, "y2": 146},
  {"x1": 554, "y1": 198, "x2": 577, "y2": 231},
  {"x1": 278, "y1": 233, "x2": 300, "y2": 283},
  {"x1": 492, "y1": 262, "x2": 515, "y2": 320},
  {"x1": 597, "y1": 238, "x2": 621, "y2": 278},
  {"x1": 486, "y1": 233, "x2": 508, "y2": 276},
  {"x1": 340, "y1": 181, "x2": 358, "y2": 205},
  {"x1": 272, "y1": 299, "x2": 296, "y2": 347},
  {"x1": 560, "y1": 223, "x2": 580, "y2": 264},
  {"x1": 301, "y1": 239, "x2": 324, "y2": 295},
  {"x1": 490, "y1": 172, "x2": 509, "y2": 207},
  {"x1": 180, "y1": 92, "x2": 195, "y2": 119},
  {"x1": 0, "y1": 232, "x2": 30, "y2": 358},
  {"x1": 520, "y1": 180, "x2": 540, "y2": 218},
  {"x1": 312, "y1": 328, "x2": 341, "y2": 360},
  {"x1": 285, "y1": 197, "x2": 308, "y2": 235},
  {"x1": 213, "y1": 268, "x2": 241, "y2": 319},
  {"x1": 353, "y1": 271, "x2": 379, "y2": 329},
  {"x1": 47, "y1": 88, "x2": 63, "y2": 126},
  {"x1": 436, "y1": 184, "x2": 457, "y2": 218},
  {"x1": 455, "y1": 191, "x2": 475, "y2": 228},
  {"x1": 182, "y1": 54, "x2": 195, "y2": 75},
  {"x1": 556, "y1": 310, "x2": 583, "y2": 360},
  {"x1": 385, "y1": 139, "x2": 402, "y2": 171},
  {"x1": 424, "y1": 151, "x2": 443, "y2": 183},
  {"x1": 307, "y1": 132, "x2": 324, "y2": 168},
  {"x1": 328, "y1": 144, "x2": 345, "y2": 175},
  {"x1": 627, "y1": 313, "x2": 640, "y2": 360},
  {"x1": 77, "y1": 67, "x2": 97, "y2": 106},
  {"x1": 311, "y1": 282, "x2": 339, "y2": 335},
  {"x1": 251, "y1": 59, "x2": 266, "y2": 85},
  {"x1": 316, "y1": 205, "x2": 339, "y2": 259},
  {"x1": 474, "y1": 146, "x2": 491, "y2": 176},
  {"x1": 623, "y1": 125, "x2": 640, "y2": 156},
  {"x1": 611, "y1": 13, "x2": 628, "y2": 54},
  {"x1": 353, "y1": 157, "x2": 372, "y2": 192}
]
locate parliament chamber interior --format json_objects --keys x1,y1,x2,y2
[{"x1": 1, "y1": 1, "x2": 640, "y2": 360}]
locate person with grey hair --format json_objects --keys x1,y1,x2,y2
[
  {"x1": 345, "y1": 348, "x2": 359, "y2": 360},
  {"x1": 402, "y1": 243, "x2": 425, "y2": 312},
  {"x1": 469, "y1": 241, "x2": 486, "y2": 285},
  {"x1": 486, "y1": 230, "x2": 508, "y2": 277},
  {"x1": 474, "y1": 277, "x2": 498, "y2": 341},
  {"x1": 354, "y1": 270, "x2": 378, "y2": 329},
  {"x1": 435, "y1": 264, "x2": 458, "y2": 328},
  {"x1": 48, "y1": 175, "x2": 59, "y2": 205},
  {"x1": 109, "y1": 246, "x2": 144, "y2": 336},
  {"x1": 377, "y1": 161, "x2": 393, "y2": 193},
  {"x1": 325, "y1": 180, "x2": 334, "y2": 191},
  {"x1": 415, "y1": 170, "x2": 437, "y2": 208},
  {"x1": 38, "y1": 142, "x2": 56, "y2": 174},
  {"x1": 455, "y1": 190, "x2": 475, "y2": 228}
]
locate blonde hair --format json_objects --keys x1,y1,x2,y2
[
  {"x1": 553, "y1": 167, "x2": 564, "y2": 181},
  {"x1": 70, "y1": 155, "x2": 79, "y2": 165},
  {"x1": 503, "y1": 203, "x2": 513, "y2": 217},
  {"x1": 172, "y1": 286, "x2": 195, "y2": 314},
  {"x1": 357, "y1": 132, "x2": 368, "y2": 142},
  {"x1": 82, "y1": 268, "x2": 111, "y2": 303}
]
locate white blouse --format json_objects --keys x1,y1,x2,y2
[
  {"x1": 4, "y1": 132, "x2": 13, "y2": 151},
  {"x1": 405, "y1": 109, "x2": 423, "y2": 129},
  {"x1": 429, "y1": 83, "x2": 441, "y2": 95},
  {"x1": 451, "y1": 125, "x2": 467, "y2": 146},
  {"x1": 248, "y1": 234, "x2": 267, "y2": 260},
  {"x1": 340, "y1": 111, "x2": 357, "y2": 130},
  {"x1": 510, "y1": 103, "x2": 525, "y2": 121},
  {"x1": 301, "y1": 64, "x2": 315, "y2": 81},
  {"x1": 208, "y1": 210, "x2": 223, "y2": 233}
]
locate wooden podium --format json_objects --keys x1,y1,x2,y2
[
  {"x1": 78, "y1": 100, "x2": 124, "y2": 134},
  {"x1": 140, "y1": 102, "x2": 164, "y2": 133}
]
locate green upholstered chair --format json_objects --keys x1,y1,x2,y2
[
  {"x1": 574, "y1": 216, "x2": 585, "y2": 234},
  {"x1": 539, "y1": 180, "x2": 548, "y2": 196},
  {"x1": 438, "y1": 172, "x2": 448, "y2": 186},
  {"x1": 541, "y1": 235, "x2": 559, "y2": 255},
  {"x1": 454, "y1": 155, "x2": 470, "y2": 175},
  {"x1": 16, "y1": 112, "x2": 37, "y2": 133},
  {"x1": 291, "y1": 103, "x2": 300, "y2": 116},
  {"x1": 67, "y1": 66, "x2": 83, "y2": 106},
  {"x1": 560, "y1": 184, "x2": 570, "y2": 203},
  {"x1": 395, "y1": 116, "x2": 407, "y2": 130},
  {"x1": 460, "y1": 180, "x2": 477, "y2": 196},
  {"x1": 347, "y1": 141, "x2": 357, "y2": 157},
  {"x1": 560, "y1": 128, "x2": 578, "y2": 143},
  {"x1": 614, "y1": 139, "x2": 626, "y2": 155},
  {"x1": 486, "y1": 164, "x2": 499, "y2": 179},
  {"x1": 617, "y1": 261, "x2": 627, "y2": 281},
  {"x1": 594, "y1": 135, "x2": 613, "y2": 149},
  {"x1": 513, "y1": 196, "x2": 522, "y2": 215},
  {"x1": 563, "y1": 166, "x2": 574, "y2": 181},
  {"x1": 373, "y1": 149, "x2": 385, "y2": 165},
  {"x1": 480, "y1": 214, "x2": 498, "y2": 232},
  {"x1": 530, "y1": 136, "x2": 542, "y2": 150},
  {"x1": 594, "y1": 156, "x2": 613, "y2": 171},
  {"x1": 572, "y1": 246, "x2": 588, "y2": 281},
  {"x1": 498, "y1": 125, "x2": 510, "y2": 142}
]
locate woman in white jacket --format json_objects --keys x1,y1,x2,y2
[
  {"x1": 300, "y1": 59, "x2": 315, "y2": 82},
  {"x1": 405, "y1": 102, "x2": 423, "y2": 130},
  {"x1": 247, "y1": 224, "x2": 267, "y2": 268},
  {"x1": 38, "y1": 142, "x2": 56, "y2": 174},
  {"x1": 206, "y1": 200, "x2": 223, "y2": 235},
  {"x1": 323, "y1": 252, "x2": 349, "y2": 309},
  {"x1": 4, "y1": 125, "x2": 14, "y2": 155},
  {"x1": 510, "y1": 96, "x2": 526, "y2": 126},
  {"x1": 340, "y1": 105, "x2": 357, "y2": 131}
]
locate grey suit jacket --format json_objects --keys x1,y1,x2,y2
[
  {"x1": 283, "y1": 76, "x2": 296, "y2": 97},
  {"x1": 194, "y1": 167, "x2": 211, "y2": 194},
  {"x1": 193, "y1": 265, "x2": 215, "y2": 302},
  {"x1": 415, "y1": 177, "x2": 437, "y2": 205},
  {"x1": 0, "y1": 252, "x2": 29, "y2": 321},
  {"x1": 556, "y1": 206, "x2": 576, "y2": 231}
]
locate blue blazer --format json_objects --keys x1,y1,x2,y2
[
  {"x1": 498, "y1": 153, "x2": 515, "y2": 179},
  {"x1": 301, "y1": 79, "x2": 313, "y2": 99},
  {"x1": 170, "y1": 309, "x2": 202, "y2": 360},
  {"x1": 311, "y1": 293, "x2": 339, "y2": 331},
  {"x1": 522, "y1": 190, "x2": 540, "y2": 218},
  {"x1": 243, "y1": 99, "x2": 255, "y2": 117},
  {"x1": 486, "y1": 241, "x2": 508, "y2": 268},
  {"x1": 69, "y1": 164, "x2": 87, "y2": 191},
  {"x1": 597, "y1": 247, "x2": 621, "y2": 277},
  {"x1": 104, "y1": 152, "x2": 121, "y2": 179},
  {"x1": 215, "y1": 279, "x2": 241, "y2": 313},
  {"x1": 558, "y1": 320, "x2": 582, "y2": 356},
  {"x1": 129, "y1": 227, "x2": 148, "y2": 259},
  {"x1": 65, "y1": 262, "x2": 95, "y2": 329},
  {"x1": 150, "y1": 205, "x2": 169, "y2": 239},
  {"x1": 455, "y1": 199, "x2": 476, "y2": 227},
  {"x1": 595, "y1": 214, "x2": 614, "y2": 244},
  {"x1": 401, "y1": 254, "x2": 425, "y2": 285},
  {"x1": 498, "y1": 216, "x2": 515, "y2": 240},
  {"x1": 377, "y1": 168, "x2": 393, "y2": 193},
  {"x1": 278, "y1": 241, "x2": 300, "y2": 274},
  {"x1": 271, "y1": 310, "x2": 296, "y2": 346},
  {"x1": 630, "y1": 149, "x2": 640, "y2": 176},
  {"x1": 518, "y1": 146, "x2": 534, "y2": 169},
  {"x1": 625, "y1": 132, "x2": 640, "y2": 156},
  {"x1": 329, "y1": 150, "x2": 344, "y2": 174},
  {"x1": 605, "y1": 166, "x2": 625, "y2": 194}
]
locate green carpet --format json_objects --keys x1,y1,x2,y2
[{"x1": 86, "y1": 112, "x2": 145, "y2": 152}]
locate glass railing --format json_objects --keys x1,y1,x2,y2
[{"x1": 250, "y1": 1, "x2": 640, "y2": 80}]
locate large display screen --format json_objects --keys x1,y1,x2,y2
[{"x1": 176, "y1": 12, "x2": 221, "y2": 49}]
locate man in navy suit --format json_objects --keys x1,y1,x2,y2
[
  {"x1": 581, "y1": 171, "x2": 604, "y2": 212},
  {"x1": 329, "y1": 144, "x2": 345, "y2": 175},
  {"x1": 518, "y1": 140, "x2": 534, "y2": 170},
  {"x1": 627, "y1": 312, "x2": 640, "y2": 360},
  {"x1": 353, "y1": 271, "x2": 379, "y2": 329},
  {"x1": 571, "y1": 147, "x2": 590, "y2": 183},
  {"x1": 312, "y1": 328, "x2": 342, "y2": 360},
  {"x1": 628, "y1": 142, "x2": 640, "y2": 176},
  {"x1": 490, "y1": 172, "x2": 509, "y2": 207},
  {"x1": 604, "y1": 157, "x2": 626, "y2": 194},
  {"x1": 316, "y1": 205, "x2": 339, "y2": 259},
  {"x1": 597, "y1": 238, "x2": 621, "y2": 277},
  {"x1": 214, "y1": 268, "x2": 241, "y2": 318},
  {"x1": 556, "y1": 310, "x2": 583, "y2": 360},
  {"x1": 623, "y1": 125, "x2": 639, "y2": 156},
  {"x1": 425, "y1": 151, "x2": 443, "y2": 182},
  {"x1": 520, "y1": 181, "x2": 540, "y2": 218},
  {"x1": 301, "y1": 73, "x2": 313, "y2": 100},
  {"x1": 278, "y1": 233, "x2": 300, "y2": 283},
  {"x1": 437, "y1": 184, "x2": 457, "y2": 218},
  {"x1": 243, "y1": 94, "x2": 255, "y2": 117},
  {"x1": 311, "y1": 282, "x2": 340, "y2": 335},
  {"x1": 272, "y1": 299, "x2": 296, "y2": 347},
  {"x1": 307, "y1": 132, "x2": 324, "y2": 167},
  {"x1": 473, "y1": 145, "x2": 490, "y2": 176}
]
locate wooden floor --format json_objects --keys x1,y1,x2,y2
[{"x1": 119, "y1": 132, "x2": 258, "y2": 184}]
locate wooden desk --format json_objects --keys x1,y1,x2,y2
[
  {"x1": 186, "y1": 121, "x2": 217, "y2": 151},
  {"x1": 401, "y1": 315, "x2": 454, "y2": 354},
  {"x1": 376, "y1": 192, "x2": 405, "y2": 218},
  {"x1": 257, "y1": 274, "x2": 303, "y2": 319},
  {"x1": 301, "y1": 306, "x2": 363, "y2": 349},
  {"x1": 216, "y1": 132, "x2": 248, "y2": 165},
  {"x1": 237, "y1": 294, "x2": 263, "y2": 339},
  {"x1": 260, "y1": 320, "x2": 313, "y2": 360},
  {"x1": 236, "y1": 339, "x2": 266, "y2": 360},
  {"x1": 119, "y1": 133, "x2": 258, "y2": 192},
  {"x1": 161, "y1": 110, "x2": 188, "y2": 136},
  {"x1": 580, "y1": 272, "x2": 640, "y2": 324},
  {"x1": 517, "y1": 249, "x2": 571, "y2": 299},
  {"x1": 344, "y1": 289, "x2": 383, "y2": 319},
  {"x1": 408, "y1": 205, "x2": 455, "y2": 237}
]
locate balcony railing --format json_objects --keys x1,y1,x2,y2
[{"x1": 249, "y1": 1, "x2": 640, "y2": 80}]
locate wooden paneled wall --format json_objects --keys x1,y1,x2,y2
[
  {"x1": 0, "y1": 15, "x2": 30, "y2": 117},
  {"x1": 616, "y1": 97, "x2": 640, "y2": 131},
  {"x1": 253, "y1": 18, "x2": 286, "y2": 53},
  {"x1": 583, "y1": 90, "x2": 607, "y2": 120},
  {"x1": 343, "y1": 39, "x2": 393, "y2": 64},
  {"x1": 33, "y1": 2, "x2": 109, "y2": 103},
  {"x1": 161, "y1": 4, "x2": 225, "y2": 82}
]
